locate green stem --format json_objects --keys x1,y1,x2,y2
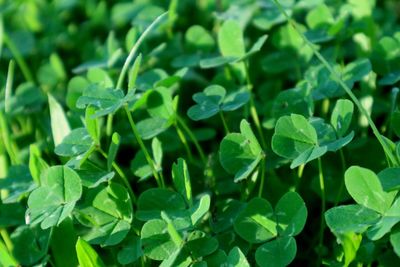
[
  {"x1": 116, "y1": 12, "x2": 168, "y2": 90},
  {"x1": 0, "y1": 228, "x2": 13, "y2": 252},
  {"x1": 175, "y1": 124, "x2": 194, "y2": 162},
  {"x1": 98, "y1": 148, "x2": 137, "y2": 203},
  {"x1": 219, "y1": 111, "x2": 230, "y2": 134},
  {"x1": 124, "y1": 105, "x2": 164, "y2": 188},
  {"x1": 334, "y1": 149, "x2": 347, "y2": 206},
  {"x1": 273, "y1": 0, "x2": 397, "y2": 166},
  {"x1": 0, "y1": 112, "x2": 20, "y2": 164},
  {"x1": 176, "y1": 115, "x2": 207, "y2": 165},
  {"x1": 244, "y1": 64, "x2": 267, "y2": 149},
  {"x1": 5, "y1": 60, "x2": 15, "y2": 114},
  {"x1": 317, "y1": 157, "x2": 326, "y2": 265},
  {"x1": 3, "y1": 32, "x2": 34, "y2": 83},
  {"x1": 258, "y1": 158, "x2": 266, "y2": 197},
  {"x1": 106, "y1": 12, "x2": 168, "y2": 137},
  {"x1": 106, "y1": 114, "x2": 113, "y2": 137}
]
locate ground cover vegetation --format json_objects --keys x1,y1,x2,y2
[{"x1": 1, "y1": 0, "x2": 400, "y2": 266}]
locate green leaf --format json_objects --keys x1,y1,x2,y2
[
  {"x1": 161, "y1": 211, "x2": 183, "y2": 247},
  {"x1": 325, "y1": 204, "x2": 380, "y2": 234},
  {"x1": 54, "y1": 128, "x2": 93, "y2": 157},
  {"x1": 66, "y1": 76, "x2": 89, "y2": 110},
  {"x1": 50, "y1": 218, "x2": 78, "y2": 267},
  {"x1": 185, "y1": 25, "x2": 215, "y2": 52},
  {"x1": 187, "y1": 85, "x2": 250, "y2": 121},
  {"x1": 219, "y1": 120, "x2": 263, "y2": 182},
  {"x1": 48, "y1": 93, "x2": 71, "y2": 146},
  {"x1": 27, "y1": 166, "x2": 82, "y2": 229},
  {"x1": 190, "y1": 194, "x2": 210, "y2": 226},
  {"x1": 75, "y1": 183, "x2": 132, "y2": 246},
  {"x1": 210, "y1": 199, "x2": 245, "y2": 233},
  {"x1": 272, "y1": 114, "x2": 326, "y2": 168},
  {"x1": 336, "y1": 232, "x2": 362, "y2": 267},
  {"x1": 275, "y1": 191, "x2": 307, "y2": 237},
  {"x1": 152, "y1": 137, "x2": 163, "y2": 169},
  {"x1": 117, "y1": 235, "x2": 143, "y2": 265},
  {"x1": 227, "y1": 246, "x2": 250, "y2": 267},
  {"x1": 331, "y1": 99, "x2": 354, "y2": 137},
  {"x1": 85, "y1": 106, "x2": 100, "y2": 145},
  {"x1": 11, "y1": 224, "x2": 51, "y2": 266},
  {"x1": 87, "y1": 68, "x2": 114, "y2": 88},
  {"x1": 0, "y1": 165, "x2": 36, "y2": 203},
  {"x1": 390, "y1": 230, "x2": 400, "y2": 257},
  {"x1": 345, "y1": 166, "x2": 396, "y2": 214},
  {"x1": 255, "y1": 236, "x2": 297, "y2": 267},
  {"x1": 234, "y1": 197, "x2": 277, "y2": 244},
  {"x1": 29, "y1": 144, "x2": 49, "y2": 185},
  {"x1": 76, "y1": 84, "x2": 134, "y2": 117},
  {"x1": 367, "y1": 197, "x2": 400, "y2": 240},
  {"x1": 218, "y1": 20, "x2": 245, "y2": 58},
  {"x1": 76, "y1": 237, "x2": 106, "y2": 267},
  {"x1": 186, "y1": 234, "x2": 219, "y2": 258},
  {"x1": 147, "y1": 87, "x2": 175, "y2": 120},
  {"x1": 128, "y1": 54, "x2": 142, "y2": 90},
  {"x1": 378, "y1": 167, "x2": 400, "y2": 192},
  {"x1": 187, "y1": 85, "x2": 226, "y2": 121},
  {"x1": 136, "y1": 188, "x2": 187, "y2": 221},
  {"x1": 141, "y1": 219, "x2": 179, "y2": 261},
  {"x1": 172, "y1": 158, "x2": 193, "y2": 207},
  {"x1": 272, "y1": 86, "x2": 314, "y2": 118},
  {"x1": 0, "y1": 203, "x2": 25, "y2": 226},
  {"x1": 107, "y1": 132, "x2": 121, "y2": 171},
  {"x1": 137, "y1": 117, "x2": 171, "y2": 140}
]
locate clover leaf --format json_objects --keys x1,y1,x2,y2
[
  {"x1": 27, "y1": 166, "x2": 82, "y2": 229},
  {"x1": 187, "y1": 85, "x2": 250, "y2": 121},
  {"x1": 219, "y1": 120, "x2": 263, "y2": 182}
]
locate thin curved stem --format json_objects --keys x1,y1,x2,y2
[
  {"x1": 116, "y1": 12, "x2": 168, "y2": 89},
  {"x1": 258, "y1": 159, "x2": 266, "y2": 197},
  {"x1": 177, "y1": 115, "x2": 207, "y2": 165},
  {"x1": 219, "y1": 111, "x2": 230, "y2": 134},
  {"x1": 3, "y1": 32, "x2": 34, "y2": 83},
  {"x1": 124, "y1": 105, "x2": 164, "y2": 188},
  {"x1": 175, "y1": 124, "x2": 194, "y2": 162},
  {"x1": 272, "y1": 0, "x2": 397, "y2": 166}
]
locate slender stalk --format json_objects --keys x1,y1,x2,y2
[
  {"x1": 176, "y1": 115, "x2": 207, "y2": 164},
  {"x1": 0, "y1": 112, "x2": 19, "y2": 164},
  {"x1": 244, "y1": 62, "x2": 267, "y2": 198},
  {"x1": 175, "y1": 124, "x2": 194, "y2": 162},
  {"x1": 106, "y1": 114, "x2": 113, "y2": 137},
  {"x1": 272, "y1": 0, "x2": 397, "y2": 166},
  {"x1": 317, "y1": 157, "x2": 326, "y2": 265},
  {"x1": 98, "y1": 148, "x2": 137, "y2": 203},
  {"x1": 0, "y1": 228, "x2": 13, "y2": 252},
  {"x1": 219, "y1": 111, "x2": 230, "y2": 134},
  {"x1": 244, "y1": 65, "x2": 267, "y2": 149},
  {"x1": 5, "y1": 60, "x2": 15, "y2": 114},
  {"x1": 124, "y1": 105, "x2": 164, "y2": 187},
  {"x1": 106, "y1": 12, "x2": 168, "y2": 137},
  {"x1": 258, "y1": 159, "x2": 266, "y2": 197},
  {"x1": 3, "y1": 32, "x2": 34, "y2": 83},
  {"x1": 116, "y1": 12, "x2": 168, "y2": 90},
  {"x1": 334, "y1": 149, "x2": 347, "y2": 206}
]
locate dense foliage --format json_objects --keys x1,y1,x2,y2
[{"x1": 1, "y1": 0, "x2": 400, "y2": 266}]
